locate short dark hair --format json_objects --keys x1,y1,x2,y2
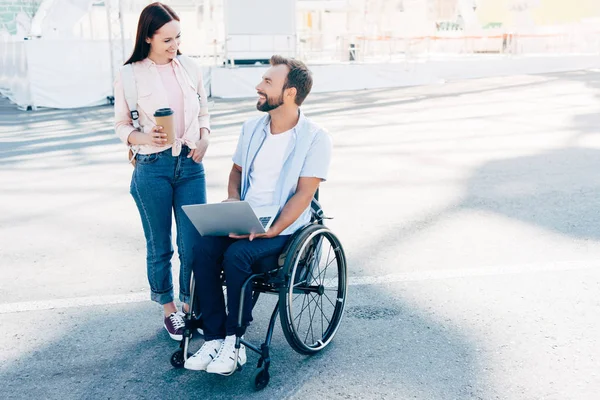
[
  {"x1": 125, "y1": 2, "x2": 180, "y2": 65},
  {"x1": 270, "y1": 55, "x2": 313, "y2": 106}
]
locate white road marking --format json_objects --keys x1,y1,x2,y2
[
  {"x1": 0, "y1": 259, "x2": 598, "y2": 314},
  {"x1": 0, "y1": 292, "x2": 149, "y2": 314}
]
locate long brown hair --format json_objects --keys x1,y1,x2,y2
[{"x1": 124, "y1": 2, "x2": 181, "y2": 65}]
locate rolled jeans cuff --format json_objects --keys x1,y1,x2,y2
[
  {"x1": 179, "y1": 292, "x2": 191, "y2": 306},
  {"x1": 151, "y1": 288, "x2": 174, "y2": 305}
]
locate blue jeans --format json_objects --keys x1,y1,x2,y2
[
  {"x1": 130, "y1": 147, "x2": 206, "y2": 305},
  {"x1": 192, "y1": 235, "x2": 290, "y2": 340}
]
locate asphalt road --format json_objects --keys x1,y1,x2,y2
[{"x1": 1, "y1": 70, "x2": 600, "y2": 399}]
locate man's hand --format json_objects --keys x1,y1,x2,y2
[
  {"x1": 222, "y1": 197, "x2": 240, "y2": 203},
  {"x1": 229, "y1": 229, "x2": 279, "y2": 241},
  {"x1": 188, "y1": 136, "x2": 209, "y2": 163}
]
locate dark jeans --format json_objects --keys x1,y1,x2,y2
[
  {"x1": 192, "y1": 235, "x2": 290, "y2": 340},
  {"x1": 130, "y1": 147, "x2": 206, "y2": 305}
]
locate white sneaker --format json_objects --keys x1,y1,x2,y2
[
  {"x1": 184, "y1": 339, "x2": 224, "y2": 371},
  {"x1": 206, "y1": 335, "x2": 246, "y2": 375}
]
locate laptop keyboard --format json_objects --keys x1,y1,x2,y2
[{"x1": 259, "y1": 216, "x2": 272, "y2": 228}]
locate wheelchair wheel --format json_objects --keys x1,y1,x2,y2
[
  {"x1": 251, "y1": 366, "x2": 270, "y2": 390},
  {"x1": 279, "y1": 224, "x2": 347, "y2": 355},
  {"x1": 170, "y1": 349, "x2": 192, "y2": 369}
]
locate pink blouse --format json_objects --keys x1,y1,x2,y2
[
  {"x1": 156, "y1": 62, "x2": 185, "y2": 139},
  {"x1": 114, "y1": 56, "x2": 210, "y2": 157}
]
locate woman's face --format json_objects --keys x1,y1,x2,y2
[{"x1": 146, "y1": 20, "x2": 181, "y2": 60}]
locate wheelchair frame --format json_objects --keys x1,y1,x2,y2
[{"x1": 170, "y1": 192, "x2": 348, "y2": 390}]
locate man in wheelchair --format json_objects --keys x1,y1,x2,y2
[{"x1": 185, "y1": 55, "x2": 332, "y2": 375}]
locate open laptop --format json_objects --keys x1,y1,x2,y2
[{"x1": 182, "y1": 201, "x2": 279, "y2": 236}]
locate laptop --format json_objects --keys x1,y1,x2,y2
[{"x1": 181, "y1": 201, "x2": 279, "y2": 236}]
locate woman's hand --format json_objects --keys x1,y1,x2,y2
[
  {"x1": 146, "y1": 125, "x2": 167, "y2": 146},
  {"x1": 188, "y1": 136, "x2": 209, "y2": 163}
]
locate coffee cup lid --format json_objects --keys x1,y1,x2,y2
[{"x1": 154, "y1": 108, "x2": 174, "y2": 117}]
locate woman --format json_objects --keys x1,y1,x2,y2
[{"x1": 113, "y1": 2, "x2": 210, "y2": 340}]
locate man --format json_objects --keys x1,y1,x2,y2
[{"x1": 184, "y1": 55, "x2": 332, "y2": 375}]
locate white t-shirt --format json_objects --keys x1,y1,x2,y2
[{"x1": 244, "y1": 129, "x2": 293, "y2": 208}]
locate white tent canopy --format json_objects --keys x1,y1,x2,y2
[
  {"x1": 0, "y1": 0, "x2": 295, "y2": 109},
  {"x1": 31, "y1": 0, "x2": 94, "y2": 38},
  {"x1": 0, "y1": 0, "x2": 117, "y2": 109}
]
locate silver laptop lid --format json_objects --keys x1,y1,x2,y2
[{"x1": 182, "y1": 201, "x2": 279, "y2": 236}]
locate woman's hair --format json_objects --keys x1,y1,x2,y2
[{"x1": 124, "y1": 2, "x2": 180, "y2": 65}]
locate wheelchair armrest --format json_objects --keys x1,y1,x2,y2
[{"x1": 311, "y1": 198, "x2": 332, "y2": 222}]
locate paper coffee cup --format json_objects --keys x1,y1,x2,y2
[{"x1": 154, "y1": 108, "x2": 175, "y2": 145}]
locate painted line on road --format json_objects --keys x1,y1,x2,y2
[
  {"x1": 345, "y1": 259, "x2": 600, "y2": 286},
  {"x1": 0, "y1": 292, "x2": 149, "y2": 314},
  {"x1": 1, "y1": 259, "x2": 598, "y2": 314}
]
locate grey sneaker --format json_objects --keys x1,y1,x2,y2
[{"x1": 164, "y1": 311, "x2": 185, "y2": 341}]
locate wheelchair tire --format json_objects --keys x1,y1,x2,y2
[
  {"x1": 251, "y1": 366, "x2": 270, "y2": 390},
  {"x1": 279, "y1": 224, "x2": 347, "y2": 355},
  {"x1": 170, "y1": 349, "x2": 191, "y2": 369}
]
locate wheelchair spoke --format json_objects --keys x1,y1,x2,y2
[
  {"x1": 304, "y1": 294, "x2": 317, "y2": 345},
  {"x1": 320, "y1": 294, "x2": 324, "y2": 337},
  {"x1": 310, "y1": 246, "x2": 326, "y2": 285},
  {"x1": 310, "y1": 294, "x2": 317, "y2": 345},
  {"x1": 318, "y1": 245, "x2": 334, "y2": 285},
  {"x1": 293, "y1": 279, "x2": 308, "y2": 288},
  {"x1": 320, "y1": 245, "x2": 333, "y2": 284},
  {"x1": 303, "y1": 295, "x2": 313, "y2": 343},
  {"x1": 319, "y1": 247, "x2": 330, "y2": 286},
  {"x1": 295, "y1": 292, "x2": 319, "y2": 322},
  {"x1": 306, "y1": 253, "x2": 317, "y2": 285},
  {"x1": 323, "y1": 291, "x2": 337, "y2": 308},
  {"x1": 294, "y1": 294, "x2": 308, "y2": 324},
  {"x1": 313, "y1": 246, "x2": 323, "y2": 285},
  {"x1": 312, "y1": 246, "x2": 335, "y2": 286},
  {"x1": 313, "y1": 294, "x2": 332, "y2": 333}
]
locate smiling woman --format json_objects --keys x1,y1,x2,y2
[
  {"x1": 112, "y1": 2, "x2": 212, "y2": 342},
  {"x1": 125, "y1": 2, "x2": 182, "y2": 64}
]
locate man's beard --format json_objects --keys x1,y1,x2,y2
[{"x1": 256, "y1": 91, "x2": 284, "y2": 112}]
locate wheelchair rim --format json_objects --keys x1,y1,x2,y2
[{"x1": 284, "y1": 227, "x2": 347, "y2": 352}]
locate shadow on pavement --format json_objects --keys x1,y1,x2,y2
[{"x1": 0, "y1": 284, "x2": 479, "y2": 399}]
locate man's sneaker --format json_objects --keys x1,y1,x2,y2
[
  {"x1": 164, "y1": 311, "x2": 185, "y2": 341},
  {"x1": 184, "y1": 339, "x2": 224, "y2": 371},
  {"x1": 206, "y1": 335, "x2": 246, "y2": 375}
]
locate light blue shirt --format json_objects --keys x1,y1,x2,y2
[{"x1": 232, "y1": 111, "x2": 332, "y2": 235}]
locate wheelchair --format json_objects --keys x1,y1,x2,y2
[{"x1": 169, "y1": 192, "x2": 348, "y2": 390}]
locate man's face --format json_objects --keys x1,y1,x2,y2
[{"x1": 255, "y1": 64, "x2": 290, "y2": 112}]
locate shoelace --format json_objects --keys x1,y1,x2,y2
[
  {"x1": 193, "y1": 340, "x2": 220, "y2": 359},
  {"x1": 169, "y1": 313, "x2": 185, "y2": 330},
  {"x1": 215, "y1": 338, "x2": 237, "y2": 361}
]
